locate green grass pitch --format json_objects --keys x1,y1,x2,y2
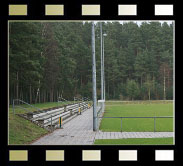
[
  {"x1": 94, "y1": 137, "x2": 173, "y2": 145},
  {"x1": 99, "y1": 101, "x2": 174, "y2": 132}
]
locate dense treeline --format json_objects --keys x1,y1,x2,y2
[{"x1": 9, "y1": 21, "x2": 173, "y2": 104}]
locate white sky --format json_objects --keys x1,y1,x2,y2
[
  {"x1": 119, "y1": 21, "x2": 173, "y2": 26},
  {"x1": 90, "y1": 20, "x2": 173, "y2": 26}
]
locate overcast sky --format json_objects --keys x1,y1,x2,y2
[
  {"x1": 91, "y1": 20, "x2": 173, "y2": 26},
  {"x1": 119, "y1": 21, "x2": 173, "y2": 26}
]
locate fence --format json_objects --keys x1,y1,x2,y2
[{"x1": 98, "y1": 116, "x2": 173, "y2": 132}]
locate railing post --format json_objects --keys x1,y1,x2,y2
[
  {"x1": 13, "y1": 99, "x2": 15, "y2": 115},
  {"x1": 121, "y1": 118, "x2": 122, "y2": 132},
  {"x1": 59, "y1": 117, "x2": 62, "y2": 128},
  {"x1": 78, "y1": 107, "x2": 81, "y2": 115},
  {"x1": 70, "y1": 109, "x2": 73, "y2": 116}
]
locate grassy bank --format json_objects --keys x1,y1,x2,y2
[{"x1": 9, "y1": 102, "x2": 72, "y2": 145}]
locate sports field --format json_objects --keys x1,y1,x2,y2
[{"x1": 99, "y1": 101, "x2": 174, "y2": 132}]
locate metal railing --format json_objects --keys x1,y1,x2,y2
[
  {"x1": 83, "y1": 97, "x2": 90, "y2": 101},
  {"x1": 37, "y1": 101, "x2": 89, "y2": 127},
  {"x1": 58, "y1": 96, "x2": 68, "y2": 102},
  {"x1": 97, "y1": 105, "x2": 103, "y2": 130},
  {"x1": 12, "y1": 99, "x2": 56, "y2": 130},
  {"x1": 13, "y1": 99, "x2": 41, "y2": 114},
  {"x1": 98, "y1": 116, "x2": 173, "y2": 132},
  {"x1": 74, "y1": 97, "x2": 84, "y2": 104},
  {"x1": 12, "y1": 99, "x2": 90, "y2": 129},
  {"x1": 57, "y1": 97, "x2": 73, "y2": 105}
]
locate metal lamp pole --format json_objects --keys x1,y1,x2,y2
[
  {"x1": 92, "y1": 22, "x2": 97, "y2": 131},
  {"x1": 100, "y1": 22, "x2": 103, "y2": 101},
  {"x1": 103, "y1": 33, "x2": 107, "y2": 101}
]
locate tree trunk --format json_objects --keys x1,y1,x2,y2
[
  {"x1": 21, "y1": 89, "x2": 23, "y2": 101},
  {"x1": 153, "y1": 73, "x2": 155, "y2": 89},
  {"x1": 16, "y1": 72, "x2": 19, "y2": 100},
  {"x1": 46, "y1": 91, "x2": 48, "y2": 102},
  {"x1": 43, "y1": 90, "x2": 46, "y2": 103},
  {"x1": 163, "y1": 67, "x2": 166, "y2": 100},
  {"x1": 113, "y1": 80, "x2": 115, "y2": 98},
  {"x1": 39, "y1": 90, "x2": 40, "y2": 103},
  {"x1": 81, "y1": 75, "x2": 82, "y2": 88},
  {"x1": 167, "y1": 70, "x2": 170, "y2": 88},
  {"x1": 50, "y1": 89, "x2": 54, "y2": 102},
  {"x1": 148, "y1": 89, "x2": 151, "y2": 100},
  {"x1": 30, "y1": 84, "x2": 32, "y2": 104},
  {"x1": 35, "y1": 80, "x2": 40, "y2": 103},
  {"x1": 108, "y1": 76, "x2": 109, "y2": 99},
  {"x1": 56, "y1": 91, "x2": 58, "y2": 102}
]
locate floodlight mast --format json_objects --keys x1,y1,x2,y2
[
  {"x1": 92, "y1": 22, "x2": 97, "y2": 131},
  {"x1": 103, "y1": 33, "x2": 107, "y2": 101},
  {"x1": 100, "y1": 23, "x2": 104, "y2": 101}
]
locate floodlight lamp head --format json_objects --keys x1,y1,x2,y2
[{"x1": 103, "y1": 33, "x2": 107, "y2": 36}]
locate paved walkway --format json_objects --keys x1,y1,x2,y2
[
  {"x1": 32, "y1": 107, "x2": 96, "y2": 145},
  {"x1": 32, "y1": 107, "x2": 174, "y2": 145},
  {"x1": 95, "y1": 131, "x2": 173, "y2": 139}
]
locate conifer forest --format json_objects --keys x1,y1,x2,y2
[{"x1": 9, "y1": 21, "x2": 174, "y2": 104}]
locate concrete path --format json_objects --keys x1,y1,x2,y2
[
  {"x1": 95, "y1": 131, "x2": 174, "y2": 139},
  {"x1": 32, "y1": 107, "x2": 96, "y2": 145},
  {"x1": 32, "y1": 107, "x2": 174, "y2": 145}
]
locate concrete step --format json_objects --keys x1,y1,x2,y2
[
  {"x1": 37, "y1": 109, "x2": 78, "y2": 126},
  {"x1": 52, "y1": 107, "x2": 88, "y2": 128},
  {"x1": 31, "y1": 107, "x2": 65, "y2": 120},
  {"x1": 29, "y1": 102, "x2": 89, "y2": 127},
  {"x1": 27, "y1": 102, "x2": 88, "y2": 120},
  {"x1": 41, "y1": 108, "x2": 88, "y2": 127},
  {"x1": 35, "y1": 106, "x2": 80, "y2": 121}
]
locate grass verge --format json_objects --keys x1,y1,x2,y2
[
  {"x1": 9, "y1": 114, "x2": 49, "y2": 145},
  {"x1": 94, "y1": 137, "x2": 173, "y2": 145},
  {"x1": 9, "y1": 102, "x2": 72, "y2": 145}
]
